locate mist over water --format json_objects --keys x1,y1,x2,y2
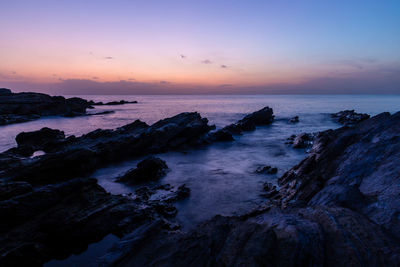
[
  {"x1": 2, "y1": 94, "x2": 399, "y2": 226},
  {"x1": 5, "y1": 94, "x2": 399, "y2": 266}
]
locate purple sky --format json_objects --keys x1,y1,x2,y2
[{"x1": 1, "y1": 0, "x2": 399, "y2": 94}]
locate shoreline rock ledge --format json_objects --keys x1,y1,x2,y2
[
  {"x1": 99, "y1": 111, "x2": 400, "y2": 267},
  {"x1": 0, "y1": 88, "x2": 92, "y2": 125}
]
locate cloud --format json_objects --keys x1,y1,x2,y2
[
  {"x1": 104, "y1": 56, "x2": 113, "y2": 60},
  {"x1": 201, "y1": 59, "x2": 213, "y2": 64},
  {"x1": 92, "y1": 76, "x2": 99, "y2": 80},
  {"x1": 220, "y1": 64, "x2": 228, "y2": 69},
  {"x1": 180, "y1": 54, "x2": 186, "y2": 59}
]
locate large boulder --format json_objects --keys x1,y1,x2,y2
[
  {"x1": 331, "y1": 110, "x2": 370, "y2": 125},
  {"x1": 15, "y1": 127, "x2": 65, "y2": 152},
  {"x1": 116, "y1": 157, "x2": 168, "y2": 184},
  {"x1": 210, "y1": 107, "x2": 274, "y2": 140}
]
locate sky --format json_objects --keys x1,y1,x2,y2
[{"x1": 0, "y1": 0, "x2": 399, "y2": 94}]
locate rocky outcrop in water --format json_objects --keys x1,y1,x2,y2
[
  {"x1": 116, "y1": 157, "x2": 168, "y2": 184},
  {"x1": 90, "y1": 100, "x2": 138, "y2": 105},
  {"x1": 288, "y1": 116, "x2": 299, "y2": 123},
  {"x1": 0, "y1": 112, "x2": 214, "y2": 184},
  {"x1": 101, "y1": 111, "x2": 400, "y2": 266},
  {"x1": 0, "y1": 88, "x2": 93, "y2": 125},
  {"x1": 331, "y1": 110, "x2": 370, "y2": 125},
  {"x1": 255, "y1": 165, "x2": 278, "y2": 174},
  {"x1": 210, "y1": 107, "x2": 274, "y2": 141}
]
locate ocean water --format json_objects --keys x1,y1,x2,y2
[{"x1": 2, "y1": 95, "x2": 400, "y2": 266}]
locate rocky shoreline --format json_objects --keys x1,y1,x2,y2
[
  {"x1": 0, "y1": 102, "x2": 399, "y2": 266},
  {"x1": 0, "y1": 88, "x2": 137, "y2": 126}
]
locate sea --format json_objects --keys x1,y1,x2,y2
[{"x1": 1, "y1": 94, "x2": 399, "y2": 266}]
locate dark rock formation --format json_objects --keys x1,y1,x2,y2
[
  {"x1": 288, "y1": 116, "x2": 299, "y2": 123},
  {"x1": 0, "y1": 112, "x2": 214, "y2": 184},
  {"x1": 286, "y1": 132, "x2": 315, "y2": 149},
  {"x1": 101, "y1": 112, "x2": 400, "y2": 266},
  {"x1": 116, "y1": 157, "x2": 168, "y2": 184},
  {"x1": 210, "y1": 107, "x2": 274, "y2": 141},
  {"x1": 0, "y1": 89, "x2": 93, "y2": 125},
  {"x1": 331, "y1": 110, "x2": 370, "y2": 125},
  {"x1": 255, "y1": 165, "x2": 278, "y2": 174},
  {"x1": 90, "y1": 100, "x2": 138, "y2": 106},
  {"x1": 16, "y1": 127, "x2": 65, "y2": 152},
  {"x1": 0, "y1": 178, "x2": 155, "y2": 266}
]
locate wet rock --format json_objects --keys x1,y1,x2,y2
[
  {"x1": 0, "y1": 178, "x2": 156, "y2": 266},
  {"x1": 116, "y1": 157, "x2": 168, "y2": 184},
  {"x1": 0, "y1": 89, "x2": 93, "y2": 125},
  {"x1": 0, "y1": 181, "x2": 33, "y2": 201},
  {"x1": 262, "y1": 182, "x2": 279, "y2": 198},
  {"x1": 255, "y1": 165, "x2": 278, "y2": 174},
  {"x1": 101, "y1": 112, "x2": 400, "y2": 266},
  {"x1": 211, "y1": 107, "x2": 274, "y2": 140},
  {"x1": 291, "y1": 132, "x2": 315, "y2": 149},
  {"x1": 0, "y1": 112, "x2": 214, "y2": 184},
  {"x1": 91, "y1": 100, "x2": 138, "y2": 105},
  {"x1": 331, "y1": 110, "x2": 370, "y2": 125},
  {"x1": 288, "y1": 116, "x2": 299, "y2": 123},
  {"x1": 175, "y1": 184, "x2": 190, "y2": 200},
  {"x1": 210, "y1": 129, "x2": 234, "y2": 142},
  {"x1": 15, "y1": 127, "x2": 65, "y2": 152}
]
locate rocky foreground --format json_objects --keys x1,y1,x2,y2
[
  {"x1": 0, "y1": 105, "x2": 399, "y2": 266},
  {"x1": 0, "y1": 107, "x2": 274, "y2": 266},
  {"x1": 97, "y1": 112, "x2": 400, "y2": 266}
]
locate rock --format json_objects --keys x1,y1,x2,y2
[
  {"x1": 262, "y1": 182, "x2": 279, "y2": 198},
  {"x1": 99, "y1": 111, "x2": 400, "y2": 266},
  {"x1": 91, "y1": 100, "x2": 138, "y2": 105},
  {"x1": 0, "y1": 181, "x2": 33, "y2": 201},
  {"x1": 210, "y1": 107, "x2": 274, "y2": 140},
  {"x1": 0, "y1": 112, "x2": 214, "y2": 184},
  {"x1": 331, "y1": 110, "x2": 370, "y2": 125},
  {"x1": 288, "y1": 116, "x2": 299, "y2": 123},
  {"x1": 0, "y1": 89, "x2": 93, "y2": 125},
  {"x1": 210, "y1": 129, "x2": 234, "y2": 142},
  {"x1": 175, "y1": 184, "x2": 190, "y2": 200},
  {"x1": 255, "y1": 165, "x2": 278, "y2": 174},
  {"x1": 15, "y1": 127, "x2": 65, "y2": 152},
  {"x1": 0, "y1": 178, "x2": 158, "y2": 266},
  {"x1": 291, "y1": 132, "x2": 315, "y2": 149},
  {"x1": 0, "y1": 88, "x2": 12, "y2": 95},
  {"x1": 116, "y1": 157, "x2": 168, "y2": 184}
]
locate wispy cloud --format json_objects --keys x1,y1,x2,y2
[
  {"x1": 220, "y1": 64, "x2": 228, "y2": 69},
  {"x1": 180, "y1": 54, "x2": 186, "y2": 59},
  {"x1": 201, "y1": 59, "x2": 213, "y2": 64},
  {"x1": 104, "y1": 56, "x2": 113, "y2": 60}
]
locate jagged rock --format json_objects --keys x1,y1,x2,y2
[
  {"x1": 288, "y1": 132, "x2": 315, "y2": 149},
  {"x1": 288, "y1": 116, "x2": 299, "y2": 123},
  {"x1": 0, "y1": 112, "x2": 214, "y2": 185},
  {"x1": 116, "y1": 157, "x2": 168, "y2": 184},
  {"x1": 99, "y1": 112, "x2": 400, "y2": 266},
  {"x1": 331, "y1": 110, "x2": 370, "y2": 125},
  {"x1": 262, "y1": 182, "x2": 279, "y2": 198},
  {"x1": 255, "y1": 165, "x2": 278, "y2": 174},
  {"x1": 15, "y1": 127, "x2": 65, "y2": 153},
  {"x1": 0, "y1": 178, "x2": 157, "y2": 266},
  {"x1": 0, "y1": 89, "x2": 93, "y2": 125},
  {"x1": 210, "y1": 107, "x2": 274, "y2": 140},
  {"x1": 90, "y1": 100, "x2": 138, "y2": 106}
]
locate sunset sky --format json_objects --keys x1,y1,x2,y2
[{"x1": 1, "y1": 0, "x2": 399, "y2": 94}]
